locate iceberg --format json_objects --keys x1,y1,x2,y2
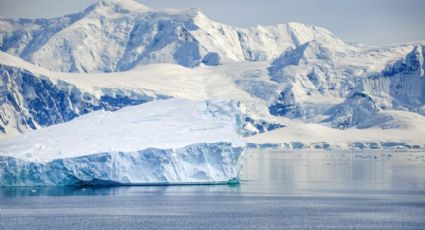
[{"x1": 0, "y1": 98, "x2": 245, "y2": 186}]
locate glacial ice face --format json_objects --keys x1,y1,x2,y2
[
  {"x1": 382, "y1": 45, "x2": 424, "y2": 78},
  {"x1": 0, "y1": 98, "x2": 245, "y2": 186},
  {"x1": 0, "y1": 143, "x2": 244, "y2": 186},
  {"x1": 317, "y1": 45, "x2": 425, "y2": 129},
  {"x1": 266, "y1": 40, "x2": 425, "y2": 129},
  {"x1": 363, "y1": 45, "x2": 425, "y2": 115}
]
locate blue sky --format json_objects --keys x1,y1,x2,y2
[{"x1": 0, "y1": 0, "x2": 424, "y2": 45}]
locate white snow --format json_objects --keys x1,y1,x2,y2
[
  {"x1": 1, "y1": 1, "x2": 425, "y2": 153},
  {"x1": 244, "y1": 110, "x2": 425, "y2": 149},
  {"x1": 0, "y1": 98, "x2": 244, "y2": 162},
  {"x1": 1, "y1": 0, "x2": 425, "y2": 189},
  {"x1": 1, "y1": 45, "x2": 425, "y2": 149},
  {"x1": 0, "y1": 0, "x2": 358, "y2": 72},
  {"x1": 0, "y1": 98, "x2": 245, "y2": 186},
  {"x1": 0, "y1": 51, "x2": 280, "y2": 138}
]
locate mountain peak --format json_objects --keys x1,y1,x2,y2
[
  {"x1": 409, "y1": 45, "x2": 425, "y2": 77},
  {"x1": 287, "y1": 22, "x2": 343, "y2": 46},
  {"x1": 270, "y1": 40, "x2": 333, "y2": 70},
  {"x1": 0, "y1": 1, "x2": 354, "y2": 72},
  {"x1": 382, "y1": 45, "x2": 425, "y2": 77},
  {"x1": 299, "y1": 40, "x2": 334, "y2": 59},
  {"x1": 86, "y1": 0, "x2": 151, "y2": 14}
]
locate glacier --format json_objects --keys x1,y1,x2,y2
[
  {"x1": 0, "y1": 98, "x2": 245, "y2": 186},
  {"x1": 0, "y1": 60, "x2": 170, "y2": 136},
  {"x1": 0, "y1": 0, "x2": 424, "y2": 161},
  {"x1": 363, "y1": 45, "x2": 425, "y2": 116},
  {"x1": 0, "y1": 51, "x2": 283, "y2": 138}
]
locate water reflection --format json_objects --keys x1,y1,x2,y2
[
  {"x1": 1, "y1": 150, "x2": 424, "y2": 197},
  {"x1": 241, "y1": 150, "x2": 425, "y2": 195},
  {"x1": 0, "y1": 183, "x2": 242, "y2": 198},
  {"x1": 1, "y1": 150, "x2": 425, "y2": 229}
]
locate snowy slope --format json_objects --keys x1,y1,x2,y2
[
  {"x1": 0, "y1": 0, "x2": 352, "y2": 72},
  {"x1": 317, "y1": 45, "x2": 425, "y2": 129},
  {"x1": 0, "y1": 0, "x2": 424, "y2": 152},
  {"x1": 363, "y1": 45, "x2": 425, "y2": 115},
  {"x1": 0, "y1": 51, "x2": 284, "y2": 138},
  {"x1": 267, "y1": 39, "x2": 424, "y2": 125},
  {"x1": 1, "y1": 42, "x2": 425, "y2": 146},
  {"x1": 245, "y1": 110, "x2": 425, "y2": 150},
  {"x1": 0, "y1": 98, "x2": 245, "y2": 186},
  {"x1": 0, "y1": 52, "x2": 170, "y2": 137}
]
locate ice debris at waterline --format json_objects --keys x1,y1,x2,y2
[{"x1": 0, "y1": 98, "x2": 245, "y2": 186}]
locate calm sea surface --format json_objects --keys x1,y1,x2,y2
[{"x1": 1, "y1": 150, "x2": 425, "y2": 229}]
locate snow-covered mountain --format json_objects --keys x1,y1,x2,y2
[
  {"x1": 363, "y1": 45, "x2": 425, "y2": 115},
  {"x1": 0, "y1": 52, "x2": 169, "y2": 136},
  {"x1": 267, "y1": 39, "x2": 423, "y2": 125},
  {"x1": 0, "y1": 0, "x2": 424, "y2": 151},
  {"x1": 0, "y1": 51, "x2": 283, "y2": 137},
  {"x1": 319, "y1": 45, "x2": 425, "y2": 129},
  {"x1": 0, "y1": 0, "x2": 349, "y2": 72}
]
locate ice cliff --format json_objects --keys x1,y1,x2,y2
[{"x1": 0, "y1": 98, "x2": 245, "y2": 186}]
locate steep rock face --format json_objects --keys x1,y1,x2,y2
[
  {"x1": 323, "y1": 92, "x2": 391, "y2": 129},
  {"x1": 363, "y1": 45, "x2": 425, "y2": 115},
  {"x1": 0, "y1": 64, "x2": 165, "y2": 137},
  {"x1": 0, "y1": 0, "x2": 349, "y2": 72},
  {"x1": 382, "y1": 45, "x2": 425, "y2": 78},
  {"x1": 266, "y1": 36, "x2": 424, "y2": 128},
  {"x1": 242, "y1": 116, "x2": 284, "y2": 136},
  {"x1": 268, "y1": 87, "x2": 299, "y2": 118},
  {"x1": 0, "y1": 56, "x2": 282, "y2": 138},
  {"x1": 269, "y1": 41, "x2": 335, "y2": 72},
  {"x1": 267, "y1": 40, "x2": 358, "y2": 120}
]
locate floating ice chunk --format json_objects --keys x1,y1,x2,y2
[
  {"x1": 0, "y1": 143, "x2": 243, "y2": 186},
  {"x1": 0, "y1": 98, "x2": 245, "y2": 186}
]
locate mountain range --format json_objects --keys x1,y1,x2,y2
[{"x1": 0, "y1": 0, "x2": 424, "y2": 150}]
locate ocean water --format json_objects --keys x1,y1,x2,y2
[{"x1": 1, "y1": 150, "x2": 425, "y2": 229}]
